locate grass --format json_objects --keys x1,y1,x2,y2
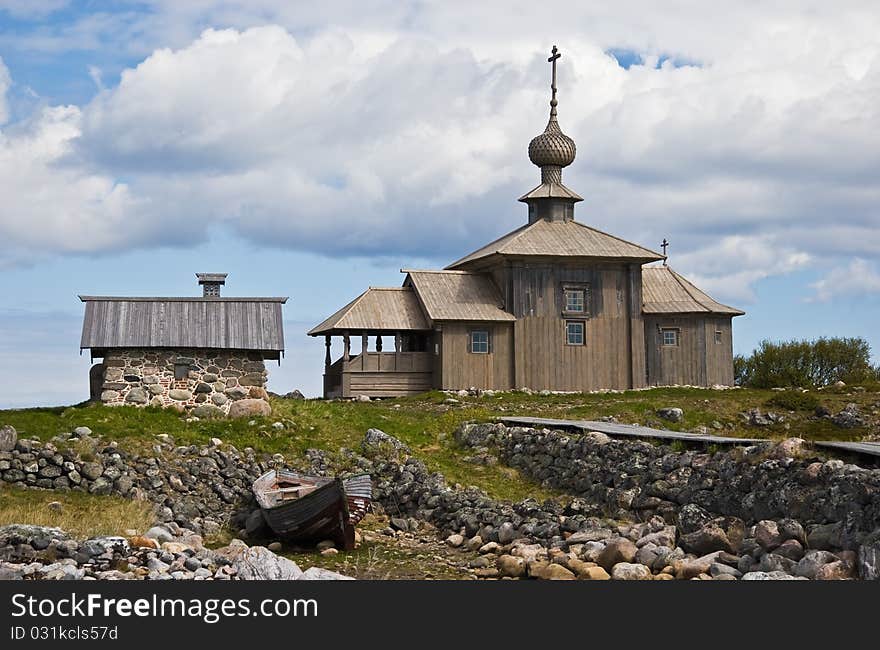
[
  {"x1": 0, "y1": 483, "x2": 155, "y2": 539},
  {"x1": 1, "y1": 386, "x2": 877, "y2": 504},
  {"x1": 282, "y1": 514, "x2": 473, "y2": 580}
]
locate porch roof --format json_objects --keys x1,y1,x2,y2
[{"x1": 308, "y1": 287, "x2": 431, "y2": 336}]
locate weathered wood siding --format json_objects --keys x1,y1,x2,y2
[
  {"x1": 327, "y1": 352, "x2": 434, "y2": 398},
  {"x1": 490, "y1": 261, "x2": 645, "y2": 391},
  {"x1": 704, "y1": 317, "x2": 735, "y2": 386},
  {"x1": 645, "y1": 316, "x2": 734, "y2": 386},
  {"x1": 439, "y1": 322, "x2": 514, "y2": 390}
]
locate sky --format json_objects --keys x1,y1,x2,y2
[{"x1": 0, "y1": 1, "x2": 878, "y2": 408}]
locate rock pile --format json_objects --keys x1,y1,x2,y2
[
  {"x1": 0, "y1": 426, "x2": 283, "y2": 536},
  {"x1": 0, "y1": 523, "x2": 350, "y2": 581}
]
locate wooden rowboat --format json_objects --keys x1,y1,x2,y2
[{"x1": 252, "y1": 469, "x2": 372, "y2": 551}]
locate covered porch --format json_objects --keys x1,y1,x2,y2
[{"x1": 308, "y1": 287, "x2": 435, "y2": 399}]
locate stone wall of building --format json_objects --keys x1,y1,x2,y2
[{"x1": 96, "y1": 348, "x2": 270, "y2": 416}]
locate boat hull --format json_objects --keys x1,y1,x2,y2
[{"x1": 253, "y1": 470, "x2": 371, "y2": 551}]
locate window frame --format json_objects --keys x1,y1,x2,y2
[
  {"x1": 660, "y1": 328, "x2": 680, "y2": 347},
  {"x1": 560, "y1": 282, "x2": 590, "y2": 319},
  {"x1": 714, "y1": 330, "x2": 723, "y2": 344},
  {"x1": 565, "y1": 320, "x2": 586, "y2": 346},
  {"x1": 469, "y1": 329, "x2": 490, "y2": 354}
]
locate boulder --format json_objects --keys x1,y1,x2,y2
[
  {"x1": 144, "y1": 526, "x2": 174, "y2": 544},
  {"x1": 831, "y1": 403, "x2": 865, "y2": 428},
  {"x1": 611, "y1": 562, "x2": 653, "y2": 580},
  {"x1": 579, "y1": 566, "x2": 611, "y2": 580},
  {"x1": 532, "y1": 563, "x2": 576, "y2": 580},
  {"x1": 497, "y1": 555, "x2": 527, "y2": 578},
  {"x1": 679, "y1": 517, "x2": 744, "y2": 555},
  {"x1": 0, "y1": 425, "x2": 17, "y2": 452},
  {"x1": 232, "y1": 546, "x2": 304, "y2": 580},
  {"x1": 673, "y1": 551, "x2": 722, "y2": 580},
  {"x1": 597, "y1": 537, "x2": 638, "y2": 571},
  {"x1": 814, "y1": 561, "x2": 854, "y2": 580},
  {"x1": 80, "y1": 462, "x2": 104, "y2": 481},
  {"x1": 298, "y1": 567, "x2": 354, "y2": 580},
  {"x1": 362, "y1": 428, "x2": 411, "y2": 455},
  {"x1": 678, "y1": 503, "x2": 713, "y2": 534},
  {"x1": 774, "y1": 539, "x2": 805, "y2": 562},
  {"x1": 858, "y1": 538, "x2": 880, "y2": 581},
  {"x1": 807, "y1": 522, "x2": 842, "y2": 550},
  {"x1": 191, "y1": 404, "x2": 224, "y2": 419},
  {"x1": 755, "y1": 520, "x2": 783, "y2": 551},
  {"x1": 125, "y1": 388, "x2": 149, "y2": 404},
  {"x1": 657, "y1": 407, "x2": 683, "y2": 423},
  {"x1": 227, "y1": 399, "x2": 271, "y2": 419},
  {"x1": 741, "y1": 571, "x2": 806, "y2": 581},
  {"x1": 168, "y1": 389, "x2": 192, "y2": 401},
  {"x1": 794, "y1": 550, "x2": 839, "y2": 579}
]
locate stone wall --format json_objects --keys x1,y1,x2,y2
[
  {"x1": 454, "y1": 423, "x2": 880, "y2": 547},
  {"x1": 97, "y1": 348, "x2": 270, "y2": 416}
]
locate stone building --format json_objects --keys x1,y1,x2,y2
[
  {"x1": 79, "y1": 273, "x2": 287, "y2": 417},
  {"x1": 310, "y1": 47, "x2": 744, "y2": 398}
]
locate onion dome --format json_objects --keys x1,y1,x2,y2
[
  {"x1": 528, "y1": 45, "x2": 576, "y2": 184},
  {"x1": 528, "y1": 117, "x2": 576, "y2": 172}
]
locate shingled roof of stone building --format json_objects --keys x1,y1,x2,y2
[
  {"x1": 642, "y1": 266, "x2": 745, "y2": 315},
  {"x1": 79, "y1": 295, "x2": 287, "y2": 355}
]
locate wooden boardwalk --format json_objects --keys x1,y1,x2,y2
[{"x1": 497, "y1": 416, "x2": 880, "y2": 460}]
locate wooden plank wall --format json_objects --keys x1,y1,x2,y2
[
  {"x1": 499, "y1": 261, "x2": 642, "y2": 391},
  {"x1": 704, "y1": 317, "x2": 734, "y2": 386},
  {"x1": 439, "y1": 322, "x2": 514, "y2": 389},
  {"x1": 645, "y1": 315, "x2": 708, "y2": 386}
]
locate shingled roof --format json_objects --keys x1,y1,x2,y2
[
  {"x1": 79, "y1": 296, "x2": 287, "y2": 355},
  {"x1": 404, "y1": 270, "x2": 515, "y2": 322},
  {"x1": 308, "y1": 287, "x2": 430, "y2": 335},
  {"x1": 642, "y1": 266, "x2": 745, "y2": 315},
  {"x1": 446, "y1": 219, "x2": 664, "y2": 269}
]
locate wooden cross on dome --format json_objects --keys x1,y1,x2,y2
[{"x1": 548, "y1": 45, "x2": 561, "y2": 114}]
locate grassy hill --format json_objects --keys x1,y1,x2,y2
[{"x1": 2, "y1": 385, "x2": 877, "y2": 502}]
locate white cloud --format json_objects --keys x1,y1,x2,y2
[
  {"x1": 0, "y1": 92, "x2": 154, "y2": 267},
  {"x1": 809, "y1": 258, "x2": 880, "y2": 302},
  {"x1": 673, "y1": 235, "x2": 810, "y2": 303},
  {"x1": 0, "y1": 8, "x2": 877, "y2": 299}
]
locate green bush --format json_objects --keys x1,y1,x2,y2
[
  {"x1": 738, "y1": 337, "x2": 875, "y2": 389},
  {"x1": 765, "y1": 391, "x2": 820, "y2": 412}
]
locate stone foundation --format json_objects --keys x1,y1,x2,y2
[{"x1": 95, "y1": 348, "x2": 270, "y2": 416}]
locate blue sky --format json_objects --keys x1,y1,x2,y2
[{"x1": 1, "y1": 1, "x2": 879, "y2": 407}]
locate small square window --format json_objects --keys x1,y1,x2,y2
[
  {"x1": 661, "y1": 328, "x2": 679, "y2": 346},
  {"x1": 564, "y1": 288, "x2": 585, "y2": 313},
  {"x1": 714, "y1": 330, "x2": 723, "y2": 344},
  {"x1": 174, "y1": 363, "x2": 189, "y2": 380},
  {"x1": 470, "y1": 330, "x2": 489, "y2": 354},
  {"x1": 566, "y1": 320, "x2": 585, "y2": 346}
]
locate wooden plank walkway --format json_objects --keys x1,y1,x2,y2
[{"x1": 497, "y1": 416, "x2": 880, "y2": 459}]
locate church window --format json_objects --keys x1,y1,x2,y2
[
  {"x1": 565, "y1": 320, "x2": 585, "y2": 346},
  {"x1": 564, "y1": 288, "x2": 585, "y2": 313},
  {"x1": 470, "y1": 330, "x2": 490, "y2": 354},
  {"x1": 661, "y1": 328, "x2": 680, "y2": 347}
]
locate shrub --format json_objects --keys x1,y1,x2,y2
[
  {"x1": 765, "y1": 391, "x2": 820, "y2": 412},
  {"x1": 737, "y1": 337, "x2": 875, "y2": 389}
]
